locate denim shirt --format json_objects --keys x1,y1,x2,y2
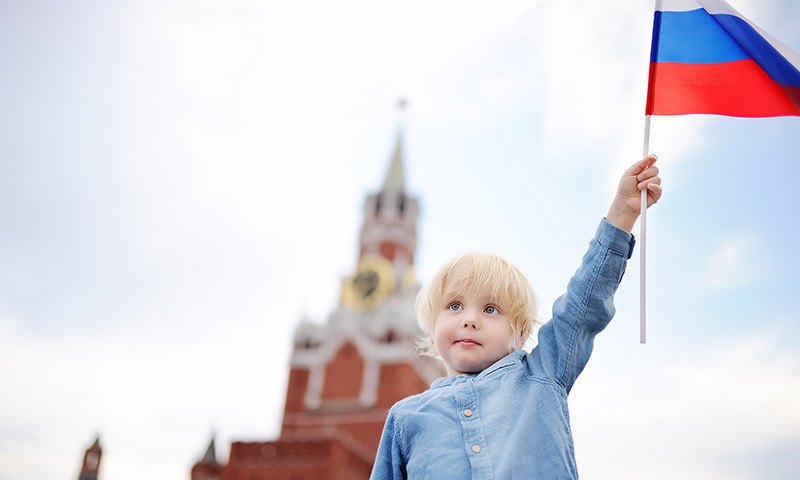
[{"x1": 370, "y1": 219, "x2": 635, "y2": 479}]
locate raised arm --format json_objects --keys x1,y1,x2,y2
[{"x1": 529, "y1": 155, "x2": 663, "y2": 391}]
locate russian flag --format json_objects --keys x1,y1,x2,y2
[{"x1": 646, "y1": 0, "x2": 800, "y2": 117}]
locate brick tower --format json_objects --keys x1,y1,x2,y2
[
  {"x1": 196, "y1": 125, "x2": 444, "y2": 479},
  {"x1": 77, "y1": 436, "x2": 102, "y2": 480}
]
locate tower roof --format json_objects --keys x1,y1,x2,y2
[
  {"x1": 381, "y1": 131, "x2": 405, "y2": 195},
  {"x1": 200, "y1": 436, "x2": 218, "y2": 466}
]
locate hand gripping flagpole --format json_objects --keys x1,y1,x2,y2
[{"x1": 640, "y1": 115, "x2": 652, "y2": 344}]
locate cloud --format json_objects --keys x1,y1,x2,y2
[
  {"x1": 571, "y1": 328, "x2": 800, "y2": 480},
  {"x1": 693, "y1": 233, "x2": 764, "y2": 290},
  {"x1": 0, "y1": 302, "x2": 291, "y2": 480},
  {"x1": 538, "y1": 3, "x2": 652, "y2": 157}
]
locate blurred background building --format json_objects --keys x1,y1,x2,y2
[
  {"x1": 188, "y1": 127, "x2": 444, "y2": 480},
  {"x1": 76, "y1": 437, "x2": 102, "y2": 480}
]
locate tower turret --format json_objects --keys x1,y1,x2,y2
[
  {"x1": 190, "y1": 435, "x2": 220, "y2": 480},
  {"x1": 77, "y1": 436, "x2": 102, "y2": 480}
]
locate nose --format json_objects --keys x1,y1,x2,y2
[{"x1": 462, "y1": 310, "x2": 479, "y2": 329}]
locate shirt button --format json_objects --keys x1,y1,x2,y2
[
  {"x1": 464, "y1": 409, "x2": 473, "y2": 417},
  {"x1": 472, "y1": 445, "x2": 481, "y2": 453}
]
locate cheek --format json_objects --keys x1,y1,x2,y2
[
  {"x1": 432, "y1": 320, "x2": 446, "y2": 347},
  {"x1": 432, "y1": 315, "x2": 452, "y2": 347},
  {"x1": 500, "y1": 322, "x2": 516, "y2": 350}
]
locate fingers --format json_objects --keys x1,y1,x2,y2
[
  {"x1": 646, "y1": 182, "x2": 663, "y2": 203},
  {"x1": 644, "y1": 182, "x2": 663, "y2": 208},
  {"x1": 626, "y1": 154, "x2": 658, "y2": 176},
  {"x1": 636, "y1": 154, "x2": 660, "y2": 190},
  {"x1": 638, "y1": 170, "x2": 661, "y2": 190}
]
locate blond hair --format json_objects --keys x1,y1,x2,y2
[{"x1": 416, "y1": 252, "x2": 538, "y2": 358}]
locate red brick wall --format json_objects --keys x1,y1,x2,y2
[
  {"x1": 377, "y1": 363, "x2": 431, "y2": 408},
  {"x1": 321, "y1": 342, "x2": 363, "y2": 400},
  {"x1": 222, "y1": 439, "x2": 371, "y2": 480},
  {"x1": 284, "y1": 369, "x2": 309, "y2": 413}
]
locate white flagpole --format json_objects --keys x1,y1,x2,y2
[{"x1": 640, "y1": 114, "x2": 652, "y2": 344}]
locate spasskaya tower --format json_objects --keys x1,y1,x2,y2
[{"x1": 192, "y1": 116, "x2": 443, "y2": 480}]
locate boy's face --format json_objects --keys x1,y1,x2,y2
[{"x1": 434, "y1": 287, "x2": 515, "y2": 376}]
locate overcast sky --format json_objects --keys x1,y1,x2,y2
[{"x1": 1, "y1": 1, "x2": 799, "y2": 479}]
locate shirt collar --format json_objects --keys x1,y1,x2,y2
[{"x1": 430, "y1": 350, "x2": 523, "y2": 388}]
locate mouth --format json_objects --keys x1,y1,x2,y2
[{"x1": 455, "y1": 339, "x2": 481, "y2": 347}]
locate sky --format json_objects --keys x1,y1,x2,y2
[{"x1": 1, "y1": 0, "x2": 799, "y2": 479}]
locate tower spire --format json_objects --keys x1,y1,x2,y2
[
  {"x1": 201, "y1": 436, "x2": 218, "y2": 465},
  {"x1": 381, "y1": 133, "x2": 405, "y2": 195},
  {"x1": 381, "y1": 99, "x2": 408, "y2": 195},
  {"x1": 191, "y1": 434, "x2": 220, "y2": 480}
]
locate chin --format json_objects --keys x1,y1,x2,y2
[{"x1": 454, "y1": 361, "x2": 489, "y2": 374}]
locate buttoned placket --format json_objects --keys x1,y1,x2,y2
[{"x1": 453, "y1": 374, "x2": 494, "y2": 478}]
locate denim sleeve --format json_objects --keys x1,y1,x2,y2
[
  {"x1": 370, "y1": 409, "x2": 407, "y2": 479},
  {"x1": 532, "y1": 219, "x2": 635, "y2": 393}
]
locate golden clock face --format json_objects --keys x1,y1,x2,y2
[
  {"x1": 401, "y1": 265, "x2": 417, "y2": 293},
  {"x1": 341, "y1": 255, "x2": 395, "y2": 311}
]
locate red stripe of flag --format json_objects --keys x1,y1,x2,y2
[{"x1": 646, "y1": 59, "x2": 800, "y2": 117}]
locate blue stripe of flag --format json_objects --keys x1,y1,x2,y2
[
  {"x1": 652, "y1": 8, "x2": 800, "y2": 87},
  {"x1": 714, "y1": 14, "x2": 800, "y2": 87},
  {"x1": 652, "y1": 9, "x2": 748, "y2": 63}
]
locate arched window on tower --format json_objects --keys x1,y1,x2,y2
[
  {"x1": 398, "y1": 194, "x2": 405, "y2": 217},
  {"x1": 375, "y1": 194, "x2": 383, "y2": 217}
]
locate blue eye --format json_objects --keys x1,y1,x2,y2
[
  {"x1": 448, "y1": 303, "x2": 462, "y2": 312},
  {"x1": 484, "y1": 305, "x2": 499, "y2": 314}
]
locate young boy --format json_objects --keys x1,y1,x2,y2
[{"x1": 370, "y1": 155, "x2": 662, "y2": 479}]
